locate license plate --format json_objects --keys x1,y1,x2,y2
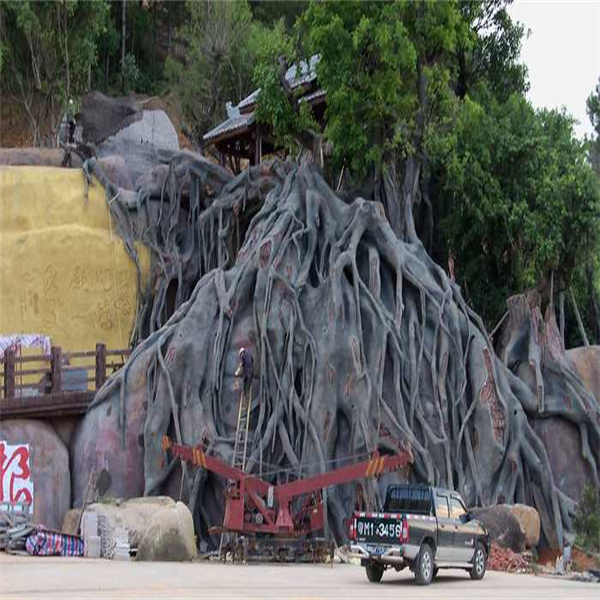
[{"x1": 355, "y1": 516, "x2": 403, "y2": 544}]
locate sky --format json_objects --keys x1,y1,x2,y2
[{"x1": 508, "y1": 0, "x2": 599, "y2": 139}]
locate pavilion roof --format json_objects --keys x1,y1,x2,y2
[{"x1": 203, "y1": 55, "x2": 321, "y2": 144}]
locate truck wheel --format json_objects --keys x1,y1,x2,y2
[
  {"x1": 365, "y1": 562, "x2": 384, "y2": 583},
  {"x1": 470, "y1": 543, "x2": 487, "y2": 580},
  {"x1": 414, "y1": 543, "x2": 434, "y2": 586}
]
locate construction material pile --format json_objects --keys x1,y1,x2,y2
[
  {"x1": 0, "y1": 505, "x2": 34, "y2": 553},
  {"x1": 487, "y1": 543, "x2": 531, "y2": 573}
]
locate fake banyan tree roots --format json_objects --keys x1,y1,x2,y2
[{"x1": 87, "y1": 154, "x2": 600, "y2": 549}]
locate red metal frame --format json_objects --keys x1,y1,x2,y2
[{"x1": 162, "y1": 436, "x2": 413, "y2": 537}]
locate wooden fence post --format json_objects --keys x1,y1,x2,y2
[
  {"x1": 3, "y1": 349, "x2": 15, "y2": 398},
  {"x1": 51, "y1": 346, "x2": 62, "y2": 393},
  {"x1": 95, "y1": 343, "x2": 107, "y2": 389}
]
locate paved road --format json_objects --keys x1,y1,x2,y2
[{"x1": 0, "y1": 553, "x2": 597, "y2": 600}]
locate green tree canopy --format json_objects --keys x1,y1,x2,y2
[
  {"x1": 0, "y1": 0, "x2": 108, "y2": 144},
  {"x1": 434, "y1": 94, "x2": 600, "y2": 327},
  {"x1": 165, "y1": 0, "x2": 290, "y2": 145}
]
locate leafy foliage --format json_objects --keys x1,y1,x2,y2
[
  {"x1": 434, "y1": 95, "x2": 600, "y2": 327},
  {"x1": 0, "y1": 0, "x2": 108, "y2": 144},
  {"x1": 165, "y1": 0, "x2": 289, "y2": 145},
  {"x1": 573, "y1": 485, "x2": 600, "y2": 553},
  {"x1": 587, "y1": 78, "x2": 600, "y2": 177},
  {"x1": 249, "y1": 0, "x2": 308, "y2": 29},
  {"x1": 1, "y1": 0, "x2": 597, "y2": 344}
]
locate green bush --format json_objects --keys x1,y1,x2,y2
[
  {"x1": 573, "y1": 485, "x2": 600, "y2": 553},
  {"x1": 121, "y1": 53, "x2": 140, "y2": 95}
]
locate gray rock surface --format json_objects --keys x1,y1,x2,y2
[
  {"x1": 78, "y1": 92, "x2": 141, "y2": 145},
  {"x1": 97, "y1": 110, "x2": 179, "y2": 184},
  {"x1": 507, "y1": 504, "x2": 541, "y2": 548},
  {"x1": 70, "y1": 351, "x2": 149, "y2": 508},
  {"x1": 470, "y1": 505, "x2": 526, "y2": 552},
  {"x1": 0, "y1": 419, "x2": 70, "y2": 530},
  {"x1": 81, "y1": 496, "x2": 177, "y2": 553},
  {"x1": 567, "y1": 346, "x2": 600, "y2": 403},
  {"x1": 136, "y1": 501, "x2": 197, "y2": 561}
]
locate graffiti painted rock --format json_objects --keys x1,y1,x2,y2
[
  {"x1": 507, "y1": 504, "x2": 540, "y2": 548},
  {"x1": 137, "y1": 501, "x2": 197, "y2": 561},
  {"x1": 567, "y1": 346, "x2": 600, "y2": 402},
  {"x1": 70, "y1": 354, "x2": 150, "y2": 507},
  {"x1": 470, "y1": 505, "x2": 525, "y2": 552},
  {"x1": 0, "y1": 419, "x2": 70, "y2": 530}
]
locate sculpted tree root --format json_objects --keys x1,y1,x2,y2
[
  {"x1": 89, "y1": 158, "x2": 600, "y2": 549},
  {"x1": 496, "y1": 292, "x2": 600, "y2": 546}
]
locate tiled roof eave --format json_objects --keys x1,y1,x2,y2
[{"x1": 203, "y1": 113, "x2": 255, "y2": 142}]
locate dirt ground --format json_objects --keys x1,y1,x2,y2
[{"x1": 0, "y1": 553, "x2": 598, "y2": 600}]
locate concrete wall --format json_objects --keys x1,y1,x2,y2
[{"x1": 0, "y1": 166, "x2": 149, "y2": 351}]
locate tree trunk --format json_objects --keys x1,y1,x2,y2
[
  {"x1": 588, "y1": 265, "x2": 599, "y2": 344},
  {"x1": 559, "y1": 291, "x2": 565, "y2": 345},
  {"x1": 570, "y1": 288, "x2": 590, "y2": 347},
  {"x1": 152, "y1": 2, "x2": 157, "y2": 84},
  {"x1": 121, "y1": 0, "x2": 127, "y2": 93},
  {"x1": 105, "y1": 49, "x2": 110, "y2": 92}
]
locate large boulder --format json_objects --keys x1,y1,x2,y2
[
  {"x1": 0, "y1": 419, "x2": 70, "y2": 530},
  {"x1": 77, "y1": 92, "x2": 142, "y2": 145},
  {"x1": 75, "y1": 496, "x2": 176, "y2": 549},
  {"x1": 70, "y1": 351, "x2": 150, "y2": 507},
  {"x1": 567, "y1": 346, "x2": 600, "y2": 402},
  {"x1": 533, "y1": 417, "x2": 592, "y2": 502},
  {"x1": 97, "y1": 110, "x2": 180, "y2": 184},
  {"x1": 507, "y1": 504, "x2": 540, "y2": 548},
  {"x1": 470, "y1": 505, "x2": 526, "y2": 552},
  {"x1": 137, "y1": 501, "x2": 197, "y2": 562}
]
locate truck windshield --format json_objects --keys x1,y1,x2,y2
[{"x1": 384, "y1": 486, "x2": 431, "y2": 514}]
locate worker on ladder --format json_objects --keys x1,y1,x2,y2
[{"x1": 235, "y1": 347, "x2": 253, "y2": 395}]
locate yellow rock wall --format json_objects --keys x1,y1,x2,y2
[{"x1": 0, "y1": 166, "x2": 149, "y2": 351}]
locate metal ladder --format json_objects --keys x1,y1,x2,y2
[
  {"x1": 232, "y1": 386, "x2": 252, "y2": 472},
  {"x1": 219, "y1": 385, "x2": 252, "y2": 560}
]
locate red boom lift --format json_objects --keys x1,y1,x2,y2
[{"x1": 161, "y1": 435, "x2": 413, "y2": 559}]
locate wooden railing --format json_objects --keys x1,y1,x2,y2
[{"x1": 1, "y1": 343, "x2": 131, "y2": 400}]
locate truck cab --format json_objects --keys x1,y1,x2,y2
[{"x1": 349, "y1": 484, "x2": 489, "y2": 585}]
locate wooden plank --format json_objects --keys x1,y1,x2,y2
[
  {"x1": 14, "y1": 355, "x2": 51, "y2": 364},
  {"x1": 3, "y1": 349, "x2": 15, "y2": 398},
  {"x1": 13, "y1": 368, "x2": 48, "y2": 377},
  {"x1": 64, "y1": 350, "x2": 97, "y2": 359},
  {"x1": 105, "y1": 349, "x2": 131, "y2": 356},
  {"x1": 95, "y1": 343, "x2": 107, "y2": 389},
  {"x1": 0, "y1": 391, "x2": 95, "y2": 419},
  {"x1": 51, "y1": 346, "x2": 62, "y2": 393},
  {"x1": 63, "y1": 366, "x2": 93, "y2": 373}
]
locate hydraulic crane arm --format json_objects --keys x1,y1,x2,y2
[
  {"x1": 163, "y1": 435, "x2": 412, "y2": 501},
  {"x1": 275, "y1": 450, "x2": 413, "y2": 502}
]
